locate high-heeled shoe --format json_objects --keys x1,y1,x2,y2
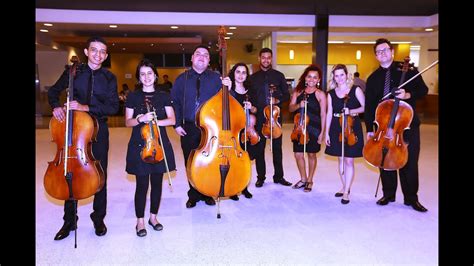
[
  {"x1": 304, "y1": 182, "x2": 313, "y2": 192},
  {"x1": 335, "y1": 189, "x2": 350, "y2": 197},
  {"x1": 292, "y1": 180, "x2": 306, "y2": 189},
  {"x1": 148, "y1": 219, "x2": 164, "y2": 231},
  {"x1": 136, "y1": 225, "x2": 147, "y2": 237}
]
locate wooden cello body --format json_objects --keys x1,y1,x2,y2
[
  {"x1": 44, "y1": 57, "x2": 105, "y2": 200},
  {"x1": 187, "y1": 26, "x2": 251, "y2": 199},
  {"x1": 363, "y1": 57, "x2": 414, "y2": 170}
]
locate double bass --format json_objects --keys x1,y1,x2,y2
[
  {"x1": 187, "y1": 26, "x2": 251, "y2": 218},
  {"x1": 363, "y1": 57, "x2": 414, "y2": 170}
]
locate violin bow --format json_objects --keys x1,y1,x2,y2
[
  {"x1": 381, "y1": 59, "x2": 439, "y2": 101},
  {"x1": 303, "y1": 92, "x2": 308, "y2": 155},
  {"x1": 149, "y1": 103, "x2": 173, "y2": 192}
]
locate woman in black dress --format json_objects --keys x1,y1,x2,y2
[
  {"x1": 227, "y1": 62, "x2": 255, "y2": 200},
  {"x1": 289, "y1": 65, "x2": 327, "y2": 192},
  {"x1": 325, "y1": 64, "x2": 365, "y2": 204},
  {"x1": 125, "y1": 59, "x2": 176, "y2": 236}
]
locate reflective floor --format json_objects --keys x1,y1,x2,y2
[{"x1": 36, "y1": 123, "x2": 438, "y2": 265}]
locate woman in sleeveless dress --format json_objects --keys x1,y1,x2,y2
[{"x1": 325, "y1": 64, "x2": 365, "y2": 204}]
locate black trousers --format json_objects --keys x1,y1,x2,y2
[
  {"x1": 180, "y1": 122, "x2": 214, "y2": 202},
  {"x1": 254, "y1": 122, "x2": 284, "y2": 181},
  {"x1": 134, "y1": 173, "x2": 163, "y2": 218},
  {"x1": 380, "y1": 126, "x2": 421, "y2": 203},
  {"x1": 63, "y1": 121, "x2": 109, "y2": 223}
]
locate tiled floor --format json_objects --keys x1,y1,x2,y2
[{"x1": 36, "y1": 123, "x2": 438, "y2": 265}]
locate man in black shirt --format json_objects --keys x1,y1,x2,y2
[
  {"x1": 48, "y1": 36, "x2": 119, "y2": 240},
  {"x1": 250, "y1": 48, "x2": 291, "y2": 188},
  {"x1": 171, "y1": 45, "x2": 227, "y2": 208},
  {"x1": 365, "y1": 38, "x2": 428, "y2": 212}
]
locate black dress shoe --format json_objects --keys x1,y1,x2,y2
[
  {"x1": 341, "y1": 198, "x2": 350, "y2": 204},
  {"x1": 54, "y1": 220, "x2": 77, "y2": 241},
  {"x1": 136, "y1": 225, "x2": 147, "y2": 237},
  {"x1": 92, "y1": 219, "x2": 107, "y2": 236},
  {"x1": 230, "y1": 195, "x2": 239, "y2": 201},
  {"x1": 334, "y1": 192, "x2": 344, "y2": 197},
  {"x1": 274, "y1": 178, "x2": 292, "y2": 186},
  {"x1": 255, "y1": 179, "x2": 265, "y2": 187},
  {"x1": 148, "y1": 220, "x2": 164, "y2": 231},
  {"x1": 186, "y1": 199, "x2": 197, "y2": 208},
  {"x1": 242, "y1": 188, "x2": 253, "y2": 199},
  {"x1": 376, "y1": 196, "x2": 396, "y2": 206},
  {"x1": 204, "y1": 197, "x2": 216, "y2": 206},
  {"x1": 407, "y1": 201, "x2": 428, "y2": 212}
]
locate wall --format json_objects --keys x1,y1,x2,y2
[{"x1": 225, "y1": 39, "x2": 261, "y2": 74}]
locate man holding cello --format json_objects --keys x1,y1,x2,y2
[
  {"x1": 48, "y1": 36, "x2": 119, "y2": 240},
  {"x1": 365, "y1": 38, "x2": 428, "y2": 212}
]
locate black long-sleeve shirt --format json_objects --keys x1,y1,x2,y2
[
  {"x1": 171, "y1": 68, "x2": 222, "y2": 128},
  {"x1": 249, "y1": 68, "x2": 290, "y2": 123},
  {"x1": 364, "y1": 61, "x2": 428, "y2": 132},
  {"x1": 48, "y1": 63, "x2": 119, "y2": 120}
]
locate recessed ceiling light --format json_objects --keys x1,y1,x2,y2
[
  {"x1": 226, "y1": 32, "x2": 233, "y2": 35},
  {"x1": 122, "y1": 48, "x2": 126, "y2": 51},
  {"x1": 109, "y1": 25, "x2": 118, "y2": 28},
  {"x1": 350, "y1": 41, "x2": 375, "y2": 44},
  {"x1": 224, "y1": 37, "x2": 230, "y2": 40},
  {"x1": 150, "y1": 44, "x2": 154, "y2": 46},
  {"x1": 328, "y1": 41, "x2": 344, "y2": 44},
  {"x1": 171, "y1": 26, "x2": 179, "y2": 29},
  {"x1": 43, "y1": 23, "x2": 53, "y2": 27},
  {"x1": 425, "y1": 28, "x2": 434, "y2": 32},
  {"x1": 229, "y1": 26, "x2": 237, "y2": 30},
  {"x1": 40, "y1": 29, "x2": 48, "y2": 33}
]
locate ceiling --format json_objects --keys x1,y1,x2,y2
[{"x1": 36, "y1": 0, "x2": 438, "y2": 54}]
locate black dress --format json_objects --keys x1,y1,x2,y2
[
  {"x1": 292, "y1": 92, "x2": 322, "y2": 153},
  {"x1": 325, "y1": 86, "x2": 364, "y2": 158},
  {"x1": 125, "y1": 90, "x2": 176, "y2": 176}
]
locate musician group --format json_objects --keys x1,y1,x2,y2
[{"x1": 46, "y1": 36, "x2": 430, "y2": 240}]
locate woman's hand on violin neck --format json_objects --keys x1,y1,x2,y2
[
  {"x1": 341, "y1": 107, "x2": 350, "y2": 115},
  {"x1": 243, "y1": 101, "x2": 252, "y2": 110},
  {"x1": 366, "y1": 132, "x2": 374, "y2": 140}
]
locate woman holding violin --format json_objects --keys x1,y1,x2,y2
[
  {"x1": 125, "y1": 59, "x2": 176, "y2": 236},
  {"x1": 365, "y1": 38, "x2": 428, "y2": 212},
  {"x1": 227, "y1": 62, "x2": 256, "y2": 200},
  {"x1": 47, "y1": 36, "x2": 119, "y2": 241},
  {"x1": 325, "y1": 64, "x2": 365, "y2": 204},
  {"x1": 288, "y1": 65, "x2": 327, "y2": 192}
]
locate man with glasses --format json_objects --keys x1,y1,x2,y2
[
  {"x1": 171, "y1": 45, "x2": 228, "y2": 208},
  {"x1": 365, "y1": 38, "x2": 429, "y2": 212}
]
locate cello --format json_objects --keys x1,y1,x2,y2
[
  {"x1": 262, "y1": 84, "x2": 282, "y2": 152},
  {"x1": 363, "y1": 57, "x2": 414, "y2": 170},
  {"x1": 187, "y1": 26, "x2": 251, "y2": 218},
  {"x1": 44, "y1": 56, "x2": 105, "y2": 248}
]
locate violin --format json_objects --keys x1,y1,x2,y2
[
  {"x1": 44, "y1": 56, "x2": 105, "y2": 201},
  {"x1": 262, "y1": 84, "x2": 282, "y2": 152},
  {"x1": 241, "y1": 94, "x2": 260, "y2": 147},
  {"x1": 140, "y1": 98, "x2": 164, "y2": 163},
  {"x1": 290, "y1": 92, "x2": 310, "y2": 146},
  {"x1": 339, "y1": 95, "x2": 358, "y2": 146},
  {"x1": 187, "y1": 26, "x2": 251, "y2": 218},
  {"x1": 363, "y1": 57, "x2": 414, "y2": 170}
]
